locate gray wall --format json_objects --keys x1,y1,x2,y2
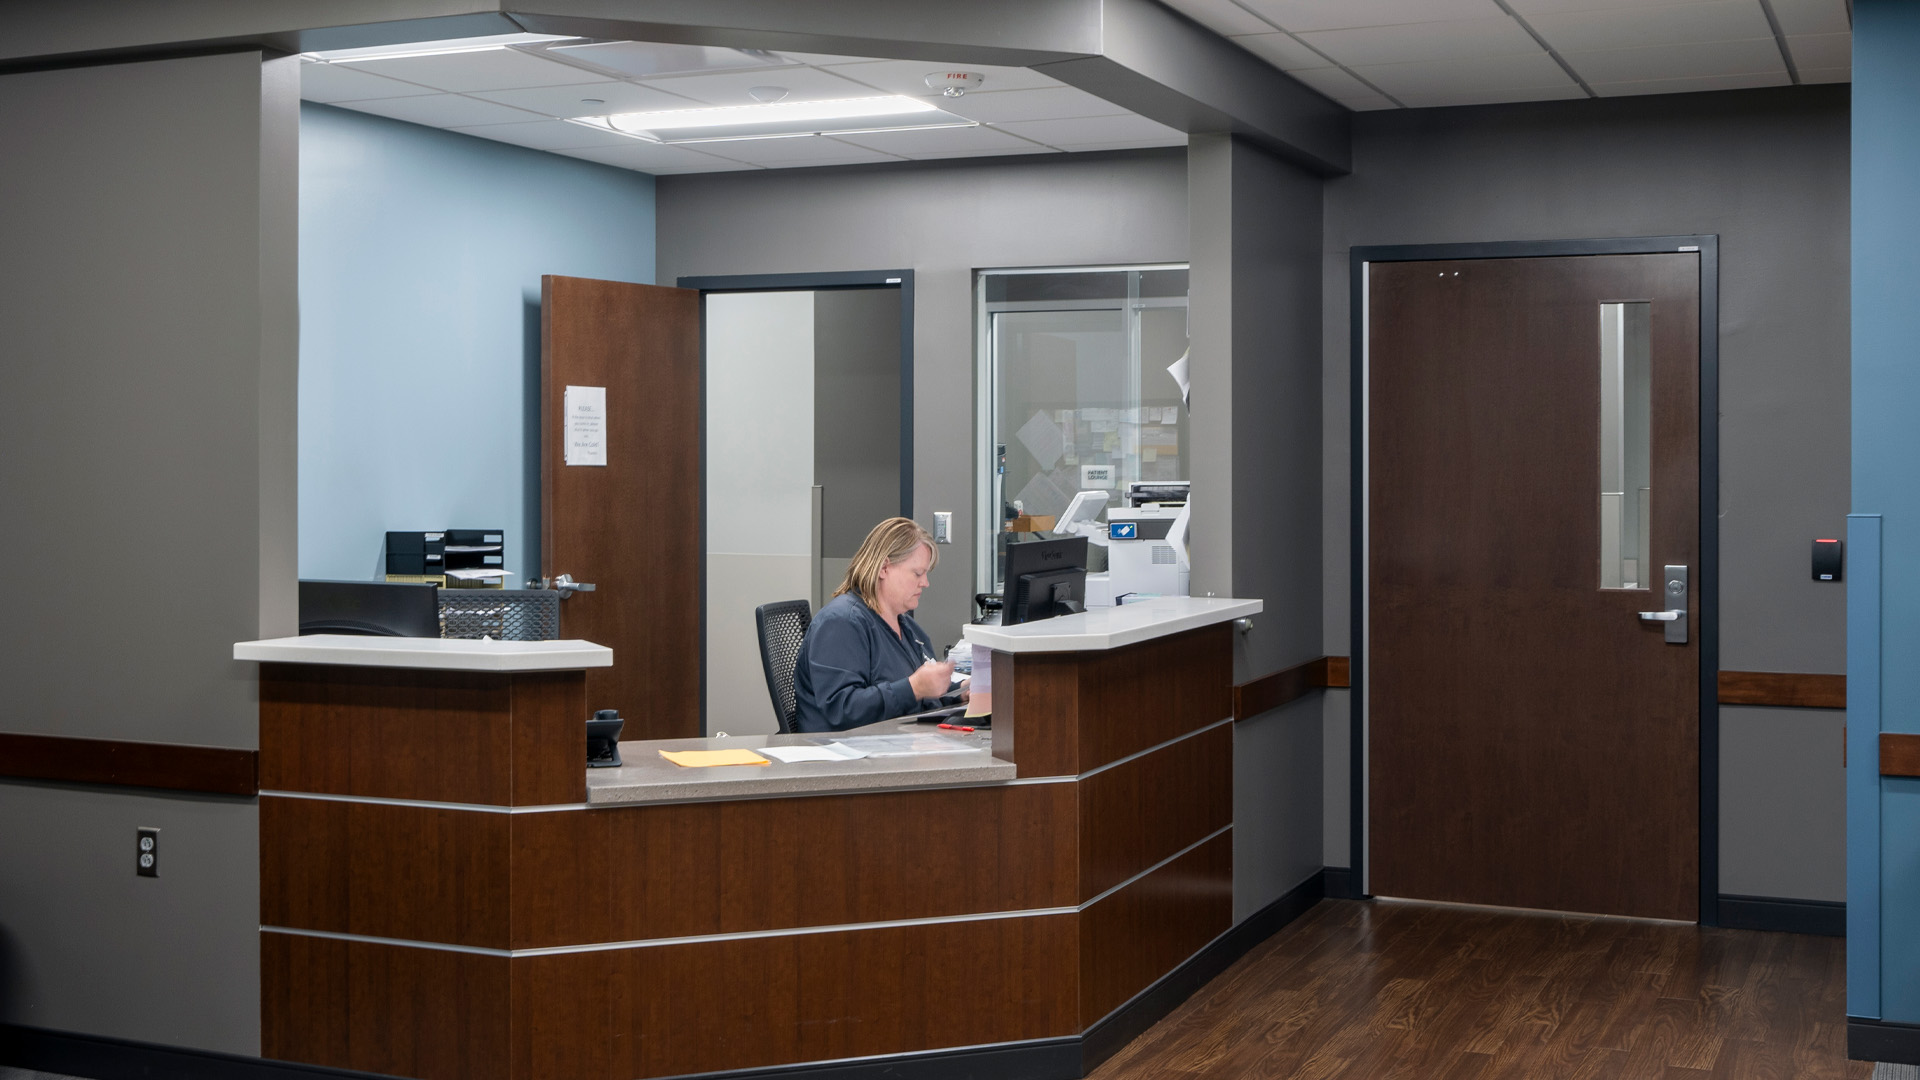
[
  {"x1": 0, "y1": 51, "x2": 298, "y2": 1052},
  {"x1": 657, "y1": 149, "x2": 1190, "y2": 649},
  {"x1": 1319, "y1": 86, "x2": 1851, "y2": 901},
  {"x1": 1188, "y1": 134, "x2": 1329, "y2": 917}
]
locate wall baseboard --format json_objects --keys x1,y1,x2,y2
[
  {"x1": 1322, "y1": 866, "x2": 1355, "y2": 899},
  {"x1": 1, "y1": 871, "x2": 1334, "y2": 1080},
  {"x1": 1851, "y1": 1018, "x2": 1920, "y2": 1066},
  {"x1": 1716, "y1": 893, "x2": 1845, "y2": 937},
  {"x1": 0, "y1": 1025, "x2": 383, "y2": 1080}
]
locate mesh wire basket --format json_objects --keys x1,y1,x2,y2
[{"x1": 439, "y1": 588, "x2": 560, "y2": 641}]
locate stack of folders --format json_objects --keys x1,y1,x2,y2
[
  {"x1": 384, "y1": 531, "x2": 446, "y2": 586},
  {"x1": 443, "y1": 529, "x2": 508, "y2": 589}
]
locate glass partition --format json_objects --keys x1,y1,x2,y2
[
  {"x1": 975, "y1": 266, "x2": 1189, "y2": 595},
  {"x1": 1598, "y1": 301, "x2": 1651, "y2": 590}
]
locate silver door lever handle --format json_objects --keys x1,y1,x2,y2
[{"x1": 1638, "y1": 610, "x2": 1681, "y2": 622}]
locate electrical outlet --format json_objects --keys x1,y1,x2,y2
[
  {"x1": 136, "y1": 827, "x2": 159, "y2": 877},
  {"x1": 933, "y1": 511, "x2": 953, "y2": 544}
]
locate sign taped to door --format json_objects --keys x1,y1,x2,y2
[{"x1": 564, "y1": 385, "x2": 607, "y2": 466}]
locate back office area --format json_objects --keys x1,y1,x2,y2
[{"x1": 1, "y1": 1, "x2": 1914, "y2": 1077}]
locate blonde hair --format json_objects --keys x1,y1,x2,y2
[{"x1": 835, "y1": 517, "x2": 937, "y2": 608}]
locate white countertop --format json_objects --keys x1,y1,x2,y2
[
  {"x1": 233, "y1": 634, "x2": 613, "y2": 672},
  {"x1": 962, "y1": 595, "x2": 1262, "y2": 653}
]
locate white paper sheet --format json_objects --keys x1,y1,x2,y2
[
  {"x1": 1167, "y1": 349, "x2": 1190, "y2": 409},
  {"x1": 759, "y1": 744, "x2": 866, "y2": 764},
  {"x1": 563, "y1": 385, "x2": 607, "y2": 466}
]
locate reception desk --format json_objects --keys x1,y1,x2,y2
[{"x1": 239, "y1": 595, "x2": 1259, "y2": 1080}]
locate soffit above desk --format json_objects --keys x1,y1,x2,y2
[
  {"x1": 234, "y1": 634, "x2": 613, "y2": 672},
  {"x1": 963, "y1": 595, "x2": 1261, "y2": 653}
]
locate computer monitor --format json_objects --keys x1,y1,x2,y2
[
  {"x1": 298, "y1": 580, "x2": 441, "y2": 638},
  {"x1": 1002, "y1": 536, "x2": 1088, "y2": 626}
]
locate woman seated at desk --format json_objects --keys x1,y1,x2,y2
[{"x1": 793, "y1": 517, "x2": 965, "y2": 732}]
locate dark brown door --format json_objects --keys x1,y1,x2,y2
[
  {"x1": 1368, "y1": 253, "x2": 1700, "y2": 921},
  {"x1": 542, "y1": 275, "x2": 701, "y2": 739}
]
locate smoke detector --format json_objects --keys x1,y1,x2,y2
[{"x1": 924, "y1": 71, "x2": 985, "y2": 97}]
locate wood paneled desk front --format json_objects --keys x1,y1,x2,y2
[{"x1": 238, "y1": 595, "x2": 1259, "y2": 1080}]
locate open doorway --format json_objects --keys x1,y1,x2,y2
[{"x1": 681, "y1": 270, "x2": 913, "y2": 734}]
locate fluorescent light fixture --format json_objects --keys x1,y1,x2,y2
[
  {"x1": 567, "y1": 95, "x2": 975, "y2": 144},
  {"x1": 306, "y1": 33, "x2": 576, "y2": 64}
]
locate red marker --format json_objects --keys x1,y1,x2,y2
[{"x1": 938, "y1": 723, "x2": 976, "y2": 733}]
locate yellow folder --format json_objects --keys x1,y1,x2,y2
[{"x1": 658, "y1": 748, "x2": 772, "y2": 768}]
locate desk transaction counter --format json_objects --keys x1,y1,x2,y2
[{"x1": 237, "y1": 595, "x2": 1260, "y2": 1080}]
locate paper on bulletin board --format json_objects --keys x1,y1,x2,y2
[
  {"x1": 564, "y1": 385, "x2": 607, "y2": 466},
  {"x1": 965, "y1": 644, "x2": 992, "y2": 719}
]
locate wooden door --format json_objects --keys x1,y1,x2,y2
[
  {"x1": 542, "y1": 275, "x2": 701, "y2": 739},
  {"x1": 1368, "y1": 253, "x2": 1700, "y2": 920}
]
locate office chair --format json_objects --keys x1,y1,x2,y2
[{"x1": 754, "y1": 600, "x2": 813, "y2": 734}]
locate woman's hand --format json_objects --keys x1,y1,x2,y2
[{"x1": 910, "y1": 659, "x2": 955, "y2": 700}]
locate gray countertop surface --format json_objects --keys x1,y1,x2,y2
[{"x1": 584, "y1": 720, "x2": 1014, "y2": 806}]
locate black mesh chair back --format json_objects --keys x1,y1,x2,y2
[{"x1": 755, "y1": 600, "x2": 814, "y2": 734}]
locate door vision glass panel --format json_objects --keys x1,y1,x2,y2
[
  {"x1": 974, "y1": 266, "x2": 1188, "y2": 595},
  {"x1": 1599, "y1": 301, "x2": 1651, "y2": 590}
]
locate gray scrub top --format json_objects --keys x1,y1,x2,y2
[{"x1": 792, "y1": 592, "x2": 949, "y2": 733}]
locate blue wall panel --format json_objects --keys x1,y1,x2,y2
[
  {"x1": 1854, "y1": 0, "x2": 1920, "y2": 1024},
  {"x1": 298, "y1": 103, "x2": 654, "y2": 581}
]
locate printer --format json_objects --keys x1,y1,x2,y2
[{"x1": 1056, "y1": 481, "x2": 1191, "y2": 607}]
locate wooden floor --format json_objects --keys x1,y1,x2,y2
[{"x1": 1091, "y1": 898, "x2": 1871, "y2": 1080}]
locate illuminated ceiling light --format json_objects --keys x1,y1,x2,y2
[
  {"x1": 305, "y1": 33, "x2": 576, "y2": 64},
  {"x1": 566, "y1": 95, "x2": 975, "y2": 144}
]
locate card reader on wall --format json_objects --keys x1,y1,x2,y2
[{"x1": 1812, "y1": 538, "x2": 1843, "y2": 582}]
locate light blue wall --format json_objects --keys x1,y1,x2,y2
[
  {"x1": 299, "y1": 102, "x2": 654, "y2": 581},
  {"x1": 1851, "y1": 0, "x2": 1920, "y2": 1025}
]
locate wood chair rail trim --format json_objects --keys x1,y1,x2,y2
[
  {"x1": 1231, "y1": 661, "x2": 1845, "y2": 719},
  {"x1": 0, "y1": 732, "x2": 258, "y2": 796}
]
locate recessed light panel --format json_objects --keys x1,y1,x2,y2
[{"x1": 569, "y1": 95, "x2": 975, "y2": 143}]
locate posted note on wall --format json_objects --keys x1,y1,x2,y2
[{"x1": 564, "y1": 385, "x2": 607, "y2": 466}]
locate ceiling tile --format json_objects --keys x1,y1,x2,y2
[
  {"x1": 343, "y1": 48, "x2": 607, "y2": 93},
  {"x1": 1590, "y1": 69, "x2": 1793, "y2": 96},
  {"x1": 1507, "y1": 0, "x2": 1751, "y2": 13},
  {"x1": 693, "y1": 137, "x2": 905, "y2": 167},
  {"x1": 556, "y1": 141, "x2": 756, "y2": 172},
  {"x1": 1283, "y1": 65, "x2": 1383, "y2": 99},
  {"x1": 1524, "y1": 1, "x2": 1772, "y2": 53},
  {"x1": 1348, "y1": 51, "x2": 1575, "y2": 96},
  {"x1": 819, "y1": 58, "x2": 1061, "y2": 95},
  {"x1": 1159, "y1": 0, "x2": 1281, "y2": 36},
  {"x1": 446, "y1": 118, "x2": 644, "y2": 152},
  {"x1": 1230, "y1": 31, "x2": 1332, "y2": 69},
  {"x1": 1238, "y1": 0, "x2": 1505, "y2": 33},
  {"x1": 639, "y1": 66, "x2": 883, "y2": 106},
  {"x1": 833, "y1": 124, "x2": 1047, "y2": 156},
  {"x1": 1785, "y1": 32, "x2": 1851, "y2": 71},
  {"x1": 1798, "y1": 65, "x2": 1850, "y2": 84},
  {"x1": 995, "y1": 114, "x2": 1187, "y2": 148},
  {"x1": 332, "y1": 93, "x2": 544, "y2": 128},
  {"x1": 1560, "y1": 36, "x2": 1786, "y2": 83},
  {"x1": 1299, "y1": 16, "x2": 1542, "y2": 66},
  {"x1": 1393, "y1": 83, "x2": 1587, "y2": 107},
  {"x1": 907, "y1": 146, "x2": 1060, "y2": 162},
  {"x1": 1765, "y1": 0, "x2": 1851, "y2": 36},
  {"x1": 299, "y1": 60, "x2": 438, "y2": 103},
  {"x1": 936, "y1": 86, "x2": 1128, "y2": 124},
  {"x1": 466, "y1": 80, "x2": 699, "y2": 118}
]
